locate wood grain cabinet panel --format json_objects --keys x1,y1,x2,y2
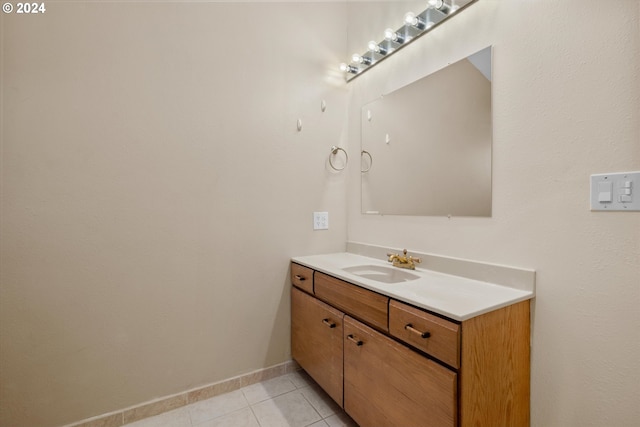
[
  {"x1": 291, "y1": 263, "x2": 314, "y2": 294},
  {"x1": 291, "y1": 287, "x2": 344, "y2": 407},
  {"x1": 344, "y1": 316, "x2": 457, "y2": 427},
  {"x1": 314, "y1": 272, "x2": 388, "y2": 332},
  {"x1": 290, "y1": 262, "x2": 530, "y2": 427},
  {"x1": 460, "y1": 300, "x2": 530, "y2": 427},
  {"x1": 389, "y1": 300, "x2": 461, "y2": 368}
]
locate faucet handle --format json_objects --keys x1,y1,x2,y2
[{"x1": 402, "y1": 249, "x2": 421, "y2": 265}]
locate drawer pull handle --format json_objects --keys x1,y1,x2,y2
[
  {"x1": 405, "y1": 324, "x2": 431, "y2": 339},
  {"x1": 347, "y1": 334, "x2": 363, "y2": 346},
  {"x1": 322, "y1": 318, "x2": 336, "y2": 328},
  {"x1": 294, "y1": 275, "x2": 306, "y2": 282}
]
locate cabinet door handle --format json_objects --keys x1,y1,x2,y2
[
  {"x1": 346, "y1": 334, "x2": 363, "y2": 346},
  {"x1": 322, "y1": 318, "x2": 336, "y2": 328},
  {"x1": 405, "y1": 323, "x2": 431, "y2": 339},
  {"x1": 294, "y1": 275, "x2": 306, "y2": 281}
]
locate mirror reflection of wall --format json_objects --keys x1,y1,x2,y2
[{"x1": 361, "y1": 46, "x2": 492, "y2": 217}]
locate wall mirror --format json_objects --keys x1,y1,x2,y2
[{"x1": 361, "y1": 46, "x2": 492, "y2": 217}]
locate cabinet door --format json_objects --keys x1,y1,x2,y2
[
  {"x1": 291, "y1": 287, "x2": 344, "y2": 407},
  {"x1": 344, "y1": 316, "x2": 457, "y2": 427}
]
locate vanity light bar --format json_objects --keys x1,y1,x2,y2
[{"x1": 339, "y1": 0, "x2": 477, "y2": 81}]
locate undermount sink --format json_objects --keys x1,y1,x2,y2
[{"x1": 343, "y1": 264, "x2": 420, "y2": 284}]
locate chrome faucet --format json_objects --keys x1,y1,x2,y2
[{"x1": 387, "y1": 249, "x2": 422, "y2": 270}]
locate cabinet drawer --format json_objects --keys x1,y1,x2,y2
[
  {"x1": 389, "y1": 300, "x2": 460, "y2": 369},
  {"x1": 344, "y1": 316, "x2": 457, "y2": 427},
  {"x1": 291, "y1": 263, "x2": 314, "y2": 294},
  {"x1": 315, "y1": 272, "x2": 389, "y2": 332}
]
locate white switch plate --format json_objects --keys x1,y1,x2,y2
[
  {"x1": 313, "y1": 212, "x2": 329, "y2": 230},
  {"x1": 590, "y1": 171, "x2": 640, "y2": 211}
]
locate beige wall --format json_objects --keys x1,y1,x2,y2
[
  {"x1": 347, "y1": 1, "x2": 640, "y2": 426},
  {"x1": 0, "y1": 2, "x2": 348, "y2": 426},
  {"x1": 2, "y1": 1, "x2": 639, "y2": 427}
]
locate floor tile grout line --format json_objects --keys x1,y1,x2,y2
[
  {"x1": 186, "y1": 395, "x2": 200, "y2": 427},
  {"x1": 186, "y1": 389, "x2": 251, "y2": 427},
  {"x1": 190, "y1": 405, "x2": 255, "y2": 427},
  {"x1": 298, "y1": 388, "x2": 325, "y2": 426},
  {"x1": 241, "y1": 377, "x2": 298, "y2": 406},
  {"x1": 125, "y1": 372, "x2": 345, "y2": 427},
  {"x1": 248, "y1": 403, "x2": 263, "y2": 427}
]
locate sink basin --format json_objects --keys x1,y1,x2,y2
[{"x1": 343, "y1": 264, "x2": 420, "y2": 284}]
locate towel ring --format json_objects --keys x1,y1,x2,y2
[
  {"x1": 361, "y1": 150, "x2": 372, "y2": 173},
  {"x1": 329, "y1": 146, "x2": 348, "y2": 171}
]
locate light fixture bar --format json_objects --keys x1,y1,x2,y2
[{"x1": 340, "y1": 0, "x2": 478, "y2": 80}]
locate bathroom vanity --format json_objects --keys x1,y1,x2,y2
[{"x1": 290, "y1": 249, "x2": 534, "y2": 427}]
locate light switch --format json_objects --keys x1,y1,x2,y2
[
  {"x1": 591, "y1": 171, "x2": 640, "y2": 211},
  {"x1": 597, "y1": 181, "x2": 612, "y2": 202}
]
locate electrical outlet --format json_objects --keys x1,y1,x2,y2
[{"x1": 313, "y1": 212, "x2": 329, "y2": 230}]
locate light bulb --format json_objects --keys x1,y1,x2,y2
[
  {"x1": 368, "y1": 40, "x2": 387, "y2": 55},
  {"x1": 384, "y1": 28, "x2": 404, "y2": 43},
  {"x1": 352, "y1": 54, "x2": 372, "y2": 65},
  {"x1": 404, "y1": 11, "x2": 425, "y2": 29},
  {"x1": 404, "y1": 12, "x2": 417, "y2": 26},
  {"x1": 429, "y1": 0, "x2": 451, "y2": 14},
  {"x1": 383, "y1": 28, "x2": 394, "y2": 40},
  {"x1": 339, "y1": 63, "x2": 358, "y2": 74}
]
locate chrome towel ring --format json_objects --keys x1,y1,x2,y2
[
  {"x1": 361, "y1": 150, "x2": 372, "y2": 172},
  {"x1": 329, "y1": 146, "x2": 348, "y2": 171}
]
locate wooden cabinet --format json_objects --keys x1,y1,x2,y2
[
  {"x1": 315, "y1": 272, "x2": 389, "y2": 332},
  {"x1": 291, "y1": 287, "x2": 344, "y2": 407},
  {"x1": 291, "y1": 263, "x2": 314, "y2": 294},
  {"x1": 459, "y1": 300, "x2": 530, "y2": 427},
  {"x1": 344, "y1": 316, "x2": 457, "y2": 427},
  {"x1": 389, "y1": 300, "x2": 460, "y2": 369},
  {"x1": 290, "y1": 262, "x2": 530, "y2": 427}
]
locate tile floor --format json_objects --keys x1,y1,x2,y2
[{"x1": 123, "y1": 371, "x2": 358, "y2": 427}]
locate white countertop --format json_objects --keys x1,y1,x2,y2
[{"x1": 291, "y1": 252, "x2": 534, "y2": 321}]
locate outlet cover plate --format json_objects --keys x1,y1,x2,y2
[
  {"x1": 313, "y1": 212, "x2": 329, "y2": 230},
  {"x1": 590, "y1": 171, "x2": 640, "y2": 211}
]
